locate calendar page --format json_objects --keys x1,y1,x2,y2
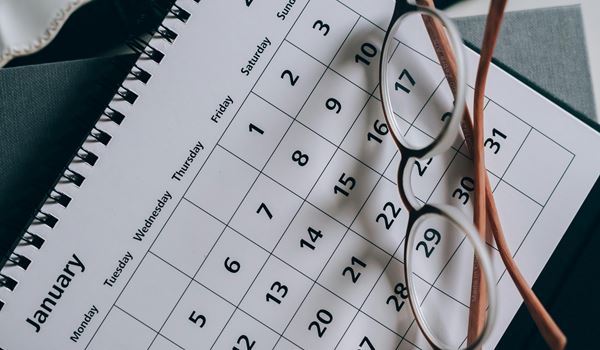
[{"x1": 2, "y1": 0, "x2": 599, "y2": 349}]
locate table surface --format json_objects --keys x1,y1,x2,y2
[{"x1": 447, "y1": 0, "x2": 600, "y2": 120}]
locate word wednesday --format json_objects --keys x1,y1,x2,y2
[
  {"x1": 69, "y1": 305, "x2": 98, "y2": 343},
  {"x1": 132, "y1": 190, "x2": 172, "y2": 242},
  {"x1": 171, "y1": 140, "x2": 204, "y2": 181},
  {"x1": 26, "y1": 254, "x2": 85, "y2": 333}
]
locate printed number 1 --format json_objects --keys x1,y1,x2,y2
[{"x1": 249, "y1": 123, "x2": 264, "y2": 134}]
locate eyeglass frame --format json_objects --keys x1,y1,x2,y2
[{"x1": 378, "y1": 1, "x2": 497, "y2": 349}]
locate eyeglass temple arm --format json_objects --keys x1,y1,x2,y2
[{"x1": 414, "y1": 0, "x2": 567, "y2": 349}]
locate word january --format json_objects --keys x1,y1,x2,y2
[
  {"x1": 240, "y1": 36, "x2": 271, "y2": 76},
  {"x1": 26, "y1": 254, "x2": 85, "y2": 333},
  {"x1": 132, "y1": 190, "x2": 172, "y2": 242},
  {"x1": 69, "y1": 305, "x2": 98, "y2": 343}
]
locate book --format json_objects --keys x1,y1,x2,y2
[{"x1": 1, "y1": 0, "x2": 599, "y2": 349}]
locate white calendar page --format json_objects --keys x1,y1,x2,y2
[{"x1": 1, "y1": 0, "x2": 600, "y2": 349}]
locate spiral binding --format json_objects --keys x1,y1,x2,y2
[{"x1": 0, "y1": 0, "x2": 197, "y2": 312}]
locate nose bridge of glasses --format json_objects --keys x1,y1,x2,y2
[{"x1": 396, "y1": 154, "x2": 422, "y2": 212}]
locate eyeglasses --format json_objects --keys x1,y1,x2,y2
[{"x1": 378, "y1": 1, "x2": 497, "y2": 349}]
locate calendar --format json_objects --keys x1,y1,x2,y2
[{"x1": 1, "y1": 0, "x2": 599, "y2": 349}]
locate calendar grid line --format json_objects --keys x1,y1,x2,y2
[
  {"x1": 148, "y1": 42, "x2": 309, "y2": 350},
  {"x1": 396, "y1": 39, "x2": 447, "y2": 68},
  {"x1": 491, "y1": 127, "x2": 533, "y2": 193},
  {"x1": 86, "y1": 0, "x2": 320, "y2": 345},
  {"x1": 395, "y1": 225, "x2": 470, "y2": 350},
  {"x1": 112, "y1": 304, "x2": 186, "y2": 350},
  {"x1": 250, "y1": 87, "x2": 467, "y2": 205},
  {"x1": 332, "y1": 72, "x2": 467, "y2": 349},
  {"x1": 270, "y1": 70, "x2": 386, "y2": 350},
  {"x1": 287, "y1": 27, "x2": 403, "y2": 102},
  {"x1": 285, "y1": 29, "x2": 471, "y2": 159},
  {"x1": 93, "y1": 0, "x2": 322, "y2": 347},
  {"x1": 275, "y1": 158, "x2": 389, "y2": 347},
  {"x1": 332, "y1": 139, "x2": 414, "y2": 349},
  {"x1": 406, "y1": 77, "x2": 446, "y2": 127},
  {"x1": 341, "y1": 0, "x2": 577, "y2": 162},
  {"x1": 210, "y1": 3, "x2": 381, "y2": 347},
  {"x1": 334, "y1": 0, "x2": 387, "y2": 33},
  {"x1": 541, "y1": 154, "x2": 575, "y2": 208},
  {"x1": 146, "y1": 250, "x2": 309, "y2": 350},
  {"x1": 84, "y1": 195, "x2": 188, "y2": 349},
  {"x1": 278, "y1": 75, "x2": 446, "y2": 347},
  {"x1": 203, "y1": 5, "x2": 366, "y2": 349},
  {"x1": 158, "y1": 172, "x2": 262, "y2": 350},
  {"x1": 394, "y1": 121, "x2": 544, "y2": 347},
  {"x1": 455, "y1": 153, "x2": 576, "y2": 349},
  {"x1": 333, "y1": 250, "x2": 401, "y2": 349},
  {"x1": 486, "y1": 98, "x2": 575, "y2": 157},
  {"x1": 424, "y1": 149, "x2": 461, "y2": 204},
  {"x1": 456, "y1": 98, "x2": 491, "y2": 161},
  {"x1": 335, "y1": 1, "x2": 577, "y2": 164},
  {"x1": 180, "y1": 182, "x2": 451, "y2": 312},
  {"x1": 271, "y1": 63, "x2": 393, "y2": 345},
  {"x1": 507, "y1": 154, "x2": 575, "y2": 264},
  {"x1": 74, "y1": 0, "x2": 586, "y2": 349}
]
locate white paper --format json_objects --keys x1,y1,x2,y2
[{"x1": 1, "y1": 0, "x2": 599, "y2": 349}]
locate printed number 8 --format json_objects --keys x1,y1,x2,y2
[{"x1": 292, "y1": 150, "x2": 309, "y2": 166}]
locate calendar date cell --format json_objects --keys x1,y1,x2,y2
[
  {"x1": 211, "y1": 310, "x2": 278, "y2": 350},
  {"x1": 240, "y1": 256, "x2": 312, "y2": 333},
  {"x1": 284, "y1": 285, "x2": 355, "y2": 349},
  {"x1": 254, "y1": 41, "x2": 326, "y2": 117},
  {"x1": 230, "y1": 175, "x2": 303, "y2": 251},
  {"x1": 161, "y1": 282, "x2": 234, "y2": 350},
  {"x1": 341, "y1": 98, "x2": 402, "y2": 174},
  {"x1": 337, "y1": 312, "x2": 402, "y2": 350},
  {"x1": 308, "y1": 151, "x2": 379, "y2": 227},
  {"x1": 220, "y1": 94, "x2": 293, "y2": 170},
  {"x1": 351, "y1": 177, "x2": 407, "y2": 255},
  {"x1": 318, "y1": 231, "x2": 388, "y2": 307},
  {"x1": 296, "y1": 69, "x2": 370, "y2": 145},
  {"x1": 196, "y1": 228, "x2": 268, "y2": 304},
  {"x1": 273, "y1": 203, "x2": 346, "y2": 280},
  {"x1": 264, "y1": 122, "x2": 336, "y2": 198},
  {"x1": 287, "y1": 0, "x2": 359, "y2": 64}
]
